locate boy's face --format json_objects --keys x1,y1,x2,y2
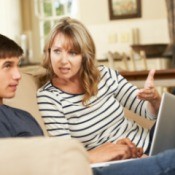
[{"x1": 0, "y1": 57, "x2": 21, "y2": 104}]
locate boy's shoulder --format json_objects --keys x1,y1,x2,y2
[
  {"x1": 4, "y1": 105, "x2": 30, "y2": 115},
  {"x1": 0, "y1": 105, "x2": 35, "y2": 122}
]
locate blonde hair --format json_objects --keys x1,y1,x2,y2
[{"x1": 39, "y1": 17, "x2": 100, "y2": 105}]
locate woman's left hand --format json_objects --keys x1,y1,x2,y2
[{"x1": 137, "y1": 69, "x2": 161, "y2": 115}]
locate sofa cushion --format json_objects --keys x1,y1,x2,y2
[
  {"x1": 0, "y1": 137, "x2": 92, "y2": 175},
  {"x1": 124, "y1": 108, "x2": 155, "y2": 129}
]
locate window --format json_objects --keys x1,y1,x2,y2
[{"x1": 34, "y1": 0, "x2": 78, "y2": 53}]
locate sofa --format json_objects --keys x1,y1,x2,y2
[{"x1": 1, "y1": 70, "x2": 154, "y2": 175}]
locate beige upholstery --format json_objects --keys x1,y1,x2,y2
[
  {"x1": 0, "y1": 137, "x2": 92, "y2": 175},
  {"x1": 124, "y1": 108, "x2": 154, "y2": 129}
]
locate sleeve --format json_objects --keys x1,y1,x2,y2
[
  {"x1": 108, "y1": 67, "x2": 155, "y2": 120},
  {"x1": 37, "y1": 89, "x2": 71, "y2": 138}
]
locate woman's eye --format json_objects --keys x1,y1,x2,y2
[
  {"x1": 69, "y1": 51, "x2": 77, "y2": 56},
  {"x1": 53, "y1": 49, "x2": 61, "y2": 54}
]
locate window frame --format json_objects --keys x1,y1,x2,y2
[{"x1": 34, "y1": 0, "x2": 74, "y2": 55}]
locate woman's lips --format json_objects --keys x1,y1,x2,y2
[{"x1": 59, "y1": 67, "x2": 70, "y2": 74}]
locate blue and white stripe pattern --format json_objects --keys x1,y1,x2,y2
[{"x1": 37, "y1": 65, "x2": 155, "y2": 151}]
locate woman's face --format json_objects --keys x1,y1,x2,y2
[{"x1": 50, "y1": 33, "x2": 82, "y2": 81}]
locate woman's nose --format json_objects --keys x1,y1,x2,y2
[{"x1": 60, "y1": 52, "x2": 69, "y2": 63}]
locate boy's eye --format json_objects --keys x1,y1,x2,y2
[{"x1": 4, "y1": 63, "x2": 11, "y2": 68}]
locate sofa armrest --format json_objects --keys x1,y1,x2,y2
[
  {"x1": 0, "y1": 137, "x2": 92, "y2": 175},
  {"x1": 124, "y1": 108, "x2": 155, "y2": 129}
]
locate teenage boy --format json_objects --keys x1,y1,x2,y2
[{"x1": 0, "y1": 34, "x2": 43, "y2": 137}]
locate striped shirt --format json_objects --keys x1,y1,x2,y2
[{"x1": 37, "y1": 66, "x2": 156, "y2": 152}]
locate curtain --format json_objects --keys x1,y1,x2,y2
[{"x1": 165, "y1": 0, "x2": 175, "y2": 67}]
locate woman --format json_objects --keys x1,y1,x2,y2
[{"x1": 37, "y1": 17, "x2": 161, "y2": 163}]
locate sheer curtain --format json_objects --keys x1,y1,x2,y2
[{"x1": 165, "y1": 0, "x2": 175, "y2": 66}]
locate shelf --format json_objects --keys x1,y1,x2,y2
[{"x1": 131, "y1": 44, "x2": 168, "y2": 58}]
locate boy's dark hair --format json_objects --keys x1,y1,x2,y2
[{"x1": 0, "y1": 34, "x2": 23, "y2": 59}]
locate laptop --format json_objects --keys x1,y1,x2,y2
[
  {"x1": 91, "y1": 92, "x2": 175, "y2": 168},
  {"x1": 149, "y1": 92, "x2": 175, "y2": 156}
]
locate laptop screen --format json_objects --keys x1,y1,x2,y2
[{"x1": 149, "y1": 92, "x2": 175, "y2": 156}]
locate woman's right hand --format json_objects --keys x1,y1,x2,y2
[
  {"x1": 88, "y1": 138, "x2": 143, "y2": 163},
  {"x1": 116, "y1": 138, "x2": 143, "y2": 158}
]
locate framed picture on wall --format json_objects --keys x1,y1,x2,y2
[{"x1": 108, "y1": 0, "x2": 141, "y2": 20}]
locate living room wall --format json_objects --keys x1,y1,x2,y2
[
  {"x1": 77, "y1": 0, "x2": 169, "y2": 59},
  {"x1": 0, "y1": 0, "x2": 169, "y2": 62},
  {"x1": 79, "y1": 0, "x2": 167, "y2": 25},
  {"x1": 0, "y1": 0, "x2": 22, "y2": 41}
]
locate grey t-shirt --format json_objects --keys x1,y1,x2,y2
[{"x1": 0, "y1": 105, "x2": 43, "y2": 137}]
